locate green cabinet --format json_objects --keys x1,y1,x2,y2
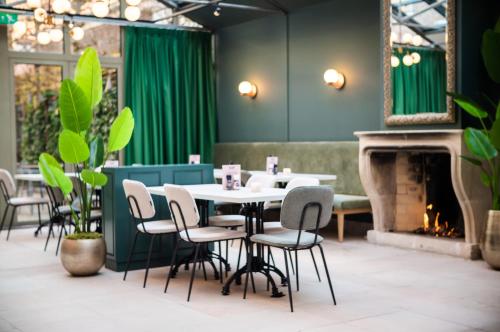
[{"x1": 102, "y1": 164, "x2": 214, "y2": 271}]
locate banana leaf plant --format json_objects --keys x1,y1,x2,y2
[
  {"x1": 38, "y1": 47, "x2": 134, "y2": 236},
  {"x1": 449, "y1": 18, "x2": 500, "y2": 211}
]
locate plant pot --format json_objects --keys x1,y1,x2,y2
[
  {"x1": 483, "y1": 210, "x2": 500, "y2": 270},
  {"x1": 60, "y1": 237, "x2": 106, "y2": 276}
]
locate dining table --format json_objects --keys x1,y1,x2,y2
[
  {"x1": 213, "y1": 169, "x2": 336, "y2": 187},
  {"x1": 147, "y1": 183, "x2": 290, "y2": 297}
]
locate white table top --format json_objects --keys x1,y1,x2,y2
[
  {"x1": 213, "y1": 169, "x2": 336, "y2": 182},
  {"x1": 148, "y1": 184, "x2": 289, "y2": 204},
  {"x1": 15, "y1": 173, "x2": 79, "y2": 182}
]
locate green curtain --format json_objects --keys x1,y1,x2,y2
[
  {"x1": 124, "y1": 27, "x2": 217, "y2": 165},
  {"x1": 392, "y1": 46, "x2": 446, "y2": 115}
]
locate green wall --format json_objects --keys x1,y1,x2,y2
[{"x1": 215, "y1": 0, "x2": 499, "y2": 142}]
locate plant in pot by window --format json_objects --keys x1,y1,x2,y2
[
  {"x1": 38, "y1": 47, "x2": 134, "y2": 276},
  {"x1": 450, "y1": 18, "x2": 500, "y2": 269}
]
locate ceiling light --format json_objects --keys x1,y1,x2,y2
[
  {"x1": 402, "y1": 33, "x2": 412, "y2": 44},
  {"x1": 13, "y1": 21, "x2": 27, "y2": 36},
  {"x1": 49, "y1": 29, "x2": 63, "y2": 42},
  {"x1": 238, "y1": 81, "x2": 257, "y2": 98},
  {"x1": 391, "y1": 55, "x2": 400, "y2": 68},
  {"x1": 34, "y1": 8, "x2": 47, "y2": 23},
  {"x1": 52, "y1": 0, "x2": 69, "y2": 14},
  {"x1": 323, "y1": 69, "x2": 345, "y2": 89},
  {"x1": 403, "y1": 54, "x2": 413, "y2": 66},
  {"x1": 92, "y1": 1, "x2": 109, "y2": 18},
  {"x1": 70, "y1": 26, "x2": 84, "y2": 41},
  {"x1": 213, "y1": 6, "x2": 221, "y2": 16},
  {"x1": 125, "y1": 6, "x2": 141, "y2": 21},
  {"x1": 126, "y1": 0, "x2": 141, "y2": 6},
  {"x1": 412, "y1": 35, "x2": 423, "y2": 47},
  {"x1": 411, "y1": 52, "x2": 421, "y2": 64},
  {"x1": 37, "y1": 31, "x2": 51, "y2": 45}
]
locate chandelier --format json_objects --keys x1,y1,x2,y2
[{"x1": 11, "y1": 0, "x2": 143, "y2": 45}]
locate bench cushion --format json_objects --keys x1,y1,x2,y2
[{"x1": 333, "y1": 194, "x2": 371, "y2": 211}]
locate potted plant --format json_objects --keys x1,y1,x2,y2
[
  {"x1": 38, "y1": 47, "x2": 134, "y2": 276},
  {"x1": 451, "y1": 18, "x2": 500, "y2": 269}
]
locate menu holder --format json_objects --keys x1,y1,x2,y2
[
  {"x1": 222, "y1": 164, "x2": 241, "y2": 190},
  {"x1": 189, "y1": 154, "x2": 201, "y2": 164},
  {"x1": 266, "y1": 155, "x2": 278, "y2": 175}
]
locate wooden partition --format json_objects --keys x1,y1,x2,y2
[{"x1": 102, "y1": 164, "x2": 214, "y2": 272}]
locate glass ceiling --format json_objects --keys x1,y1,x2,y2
[{"x1": 390, "y1": 0, "x2": 447, "y2": 49}]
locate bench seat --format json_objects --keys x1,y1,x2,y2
[{"x1": 334, "y1": 194, "x2": 371, "y2": 210}]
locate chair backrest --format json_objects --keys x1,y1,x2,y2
[
  {"x1": 285, "y1": 177, "x2": 320, "y2": 190},
  {"x1": 122, "y1": 180, "x2": 156, "y2": 219},
  {"x1": 245, "y1": 174, "x2": 276, "y2": 189},
  {"x1": 164, "y1": 184, "x2": 199, "y2": 229},
  {"x1": 0, "y1": 169, "x2": 16, "y2": 199},
  {"x1": 46, "y1": 186, "x2": 65, "y2": 206},
  {"x1": 240, "y1": 170, "x2": 253, "y2": 186},
  {"x1": 281, "y1": 186, "x2": 334, "y2": 231}
]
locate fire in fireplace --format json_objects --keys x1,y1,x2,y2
[{"x1": 414, "y1": 204, "x2": 463, "y2": 238}]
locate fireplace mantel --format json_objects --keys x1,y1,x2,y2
[{"x1": 354, "y1": 130, "x2": 490, "y2": 259}]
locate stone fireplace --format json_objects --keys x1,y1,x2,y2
[{"x1": 354, "y1": 130, "x2": 490, "y2": 259}]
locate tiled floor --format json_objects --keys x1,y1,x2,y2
[{"x1": 1, "y1": 227, "x2": 500, "y2": 332}]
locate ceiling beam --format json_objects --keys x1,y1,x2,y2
[
  {"x1": 174, "y1": 0, "x2": 281, "y2": 13},
  {"x1": 400, "y1": 0, "x2": 446, "y2": 22},
  {"x1": 152, "y1": 1, "x2": 218, "y2": 23}
]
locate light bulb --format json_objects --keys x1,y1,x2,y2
[
  {"x1": 323, "y1": 69, "x2": 345, "y2": 89},
  {"x1": 37, "y1": 31, "x2": 51, "y2": 45},
  {"x1": 92, "y1": 1, "x2": 109, "y2": 17},
  {"x1": 49, "y1": 29, "x2": 63, "y2": 42},
  {"x1": 412, "y1": 35, "x2": 423, "y2": 47},
  {"x1": 403, "y1": 54, "x2": 413, "y2": 66},
  {"x1": 70, "y1": 26, "x2": 84, "y2": 41},
  {"x1": 213, "y1": 6, "x2": 221, "y2": 16},
  {"x1": 238, "y1": 81, "x2": 257, "y2": 98},
  {"x1": 27, "y1": 0, "x2": 41, "y2": 9},
  {"x1": 402, "y1": 33, "x2": 412, "y2": 44},
  {"x1": 390, "y1": 31, "x2": 397, "y2": 44},
  {"x1": 125, "y1": 6, "x2": 141, "y2": 21},
  {"x1": 34, "y1": 8, "x2": 47, "y2": 23},
  {"x1": 13, "y1": 21, "x2": 27, "y2": 36},
  {"x1": 52, "y1": 0, "x2": 68, "y2": 13},
  {"x1": 411, "y1": 52, "x2": 421, "y2": 64},
  {"x1": 391, "y1": 55, "x2": 400, "y2": 68},
  {"x1": 125, "y1": 0, "x2": 141, "y2": 6}
]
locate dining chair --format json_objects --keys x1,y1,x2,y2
[
  {"x1": 122, "y1": 179, "x2": 180, "y2": 288},
  {"x1": 246, "y1": 186, "x2": 336, "y2": 312},
  {"x1": 208, "y1": 173, "x2": 276, "y2": 273},
  {"x1": 0, "y1": 168, "x2": 49, "y2": 240},
  {"x1": 164, "y1": 184, "x2": 247, "y2": 301},
  {"x1": 44, "y1": 186, "x2": 74, "y2": 255}
]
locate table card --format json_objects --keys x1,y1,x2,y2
[
  {"x1": 222, "y1": 164, "x2": 241, "y2": 190},
  {"x1": 266, "y1": 155, "x2": 278, "y2": 175},
  {"x1": 189, "y1": 154, "x2": 201, "y2": 164}
]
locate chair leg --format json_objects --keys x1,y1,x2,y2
[
  {"x1": 37, "y1": 204, "x2": 42, "y2": 228},
  {"x1": 283, "y1": 248, "x2": 294, "y2": 312},
  {"x1": 143, "y1": 235, "x2": 156, "y2": 288},
  {"x1": 218, "y1": 241, "x2": 224, "y2": 284},
  {"x1": 0, "y1": 205, "x2": 9, "y2": 236},
  {"x1": 6, "y1": 206, "x2": 17, "y2": 241},
  {"x1": 124, "y1": 231, "x2": 139, "y2": 281},
  {"x1": 164, "y1": 238, "x2": 179, "y2": 293},
  {"x1": 337, "y1": 213, "x2": 345, "y2": 242},
  {"x1": 243, "y1": 240, "x2": 251, "y2": 299},
  {"x1": 56, "y1": 222, "x2": 65, "y2": 256},
  {"x1": 288, "y1": 250, "x2": 295, "y2": 275},
  {"x1": 295, "y1": 250, "x2": 299, "y2": 291},
  {"x1": 187, "y1": 243, "x2": 200, "y2": 302},
  {"x1": 236, "y1": 238, "x2": 243, "y2": 271},
  {"x1": 44, "y1": 217, "x2": 54, "y2": 251},
  {"x1": 266, "y1": 245, "x2": 271, "y2": 291},
  {"x1": 318, "y1": 244, "x2": 336, "y2": 305},
  {"x1": 225, "y1": 240, "x2": 229, "y2": 277},
  {"x1": 310, "y1": 248, "x2": 321, "y2": 282}
]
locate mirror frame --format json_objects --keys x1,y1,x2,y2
[{"x1": 383, "y1": 0, "x2": 456, "y2": 126}]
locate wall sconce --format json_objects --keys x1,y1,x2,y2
[
  {"x1": 238, "y1": 81, "x2": 258, "y2": 98},
  {"x1": 323, "y1": 69, "x2": 345, "y2": 89}
]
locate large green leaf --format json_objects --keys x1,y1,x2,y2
[
  {"x1": 59, "y1": 79, "x2": 92, "y2": 132},
  {"x1": 89, "y1": 136, "x2": 104, "y2": 168},
  {"x1": 38, "y1": 153, "x2": 62, "y2": 187},
  {"x1": 480, "y1": 171, "x2": 492, "y2": 187},
  {"x1": 449, "y1": 93, "x2": 488, "y2": 119},
  {"x1": 50, "y1": 166, "x2": 73, "y2": 196},
  {"x1": 74, "y1": 47, "x2": 102, "y2": 109},
  {"x1": 81, "y1": 169, "x2": 108, "y2": 187},
  {"x1": 490, "y1": 118, "x2": 500, "y2": 150},
  {"x1": 58, "y1": 129, "x2": 90, "y2": 163},
  {"x1": 460, "y1": 155, "x2": 482, "y2": 166},
  {"x1": 482, "y1": 29, "x2": 500, "y2": 84},
  {"x1": 464, "y1": 128, "x2": 498, "y2": 160},
  {"x1": 497, "y1": 100, "x2": 500, "y2": 120},
  {"x1": 108, "y1": 107, "x2": 134, "y2": 152}
]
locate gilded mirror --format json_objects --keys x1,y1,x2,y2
[{"x1": 384, "y1": 0, "x2": 456, "y2": 125}]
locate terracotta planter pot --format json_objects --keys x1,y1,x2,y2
[
  {"x1": 483, "y1": 210, "x2": 500, "y2": 270},
  {"x1": 60, "y1": 237, "x2": 106, "y2": 276}
]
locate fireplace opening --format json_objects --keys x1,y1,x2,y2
[{"x1": 407, "y1": 153, "x2": 464, "y2": 239}]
